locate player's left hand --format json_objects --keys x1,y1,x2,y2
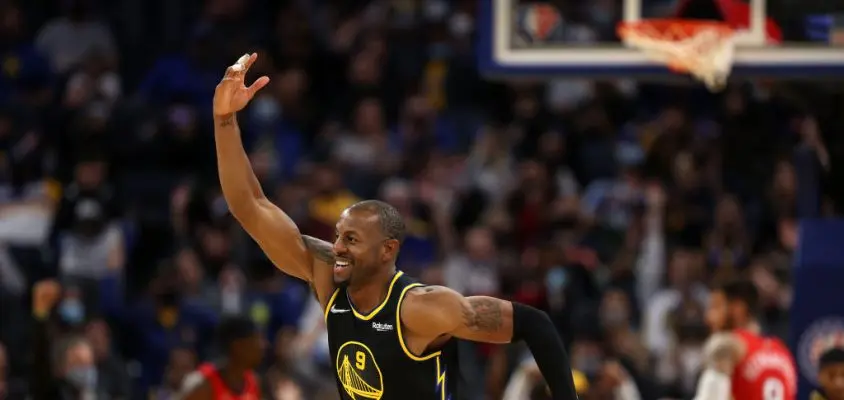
[{"x1": 213, "y1": 53, "x2": 270, "y2": 117}]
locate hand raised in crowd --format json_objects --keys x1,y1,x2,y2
[
  {"x1": 32, "y1": 279, "x2": 62, "y2": 317},
  {"x1": 212, "y1": 53, "x2": 270, "y2": 117},
  {"x1": 600, "y1": 360, "x2": 630, "y2": 389}
]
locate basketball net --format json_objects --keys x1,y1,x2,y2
[{"x1": 618, "y1": 20, "x2": 736, "y2": 91}]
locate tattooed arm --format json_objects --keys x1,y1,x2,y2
[
  {"x1": 401, "y1": 286, "x2": 579, "y2": 399},
  {"x1": 213, "y1": 54, "x2": 335, "y2": 308},
  {"x1": 400, "y1": 286, "x2": 513, "y2": 343}
]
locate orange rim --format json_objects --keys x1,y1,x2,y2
[
  {"x1": 617, "y1": 19, "x2": 734, "y2": 73},
  {"x1": 617, "y1": 19, "x2": 733, "y2": 40}
]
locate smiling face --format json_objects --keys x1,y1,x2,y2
[{"x1": 332, "y1": 207, "x2": 400, "y2": 287}]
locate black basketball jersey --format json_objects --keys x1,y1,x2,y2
[{"x1": 325, "y1": 271, "x2": 459, "y2": 400}]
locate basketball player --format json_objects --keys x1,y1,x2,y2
[
  {"x1": 179, "y1": 316, "x2": 263, "y2": 400},
  {"x1": 693, "y1": 280, "x2": 797, "y2": 400},
  {"x1": 212, "y1": 52, "x2": 579, "y2": 400}
]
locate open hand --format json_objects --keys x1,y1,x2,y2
[
  {"x1": 32, "y1": 279, "x2": 61, "y2": 315},
  {"x1": 213, "y1": 53, "x2": 270, "y2": 117}
]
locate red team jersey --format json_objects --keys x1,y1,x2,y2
[
  {"x1": 730, "y1": 329, "x2": 797, "y2": 400},
  {"x1": 197, "y1": 363, "x2": 261, "y2": 400}
]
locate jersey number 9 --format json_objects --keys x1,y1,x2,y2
[
  {"x1": 763, "y1": 377, "x2": 784, "y2": 400},
  {"x1": 355, "y1": 351, "x2": 366, "y2": 370}
]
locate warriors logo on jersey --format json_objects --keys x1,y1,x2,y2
[
  {"x1": 325, "y1": 271, "x2": 460, "y2": 400},
  {"x1": 336, "y1": 341, "x2": 384, "y2": 399}
]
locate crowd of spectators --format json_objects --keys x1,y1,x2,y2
[{"x1": 1, "y1": 0, "x2": 844, "y2": 399}]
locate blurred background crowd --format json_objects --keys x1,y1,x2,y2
[{"x1": 0, "y1": 0, "x2": 843, "y2": 399}]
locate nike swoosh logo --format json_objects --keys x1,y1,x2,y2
[{"x1": 330, "y1": 306, "x2": 350, "y2": 314}]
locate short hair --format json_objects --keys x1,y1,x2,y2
[
  {"x1": 217, "y1": 316, "x2": 257, "y2": 351},
  {"x1": 716, "y1": 279, "x2": 760, "y2": 315},
  {"x1": 348, "y1": 200, "x2": 406, "y2": 244},
  {"x1": 819, "y1": 347, "x2": 844, "y2": 369},
  {"x1": 52, "y1": 336, "x2": 91, "y2": 371}
]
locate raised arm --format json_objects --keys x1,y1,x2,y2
[
  {"x1": 213, "y1": 53, "x2": 335, "y2": 307},
  {"x1": 693, "y1": 332, "x2": 745, "y2": 400},
  {"x1": 400, "y1": 286, "x2": 579, "y2": 400}
]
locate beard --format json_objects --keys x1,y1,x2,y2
[
  {"x1": 335, "y1": 276, "x2": 351, "y2": 288},
  {"x1": 336, "y1": 262, "x2": 381, "y2": 289}
]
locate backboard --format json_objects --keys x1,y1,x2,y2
[{"x1": 477, "y1": 0, "x2": 844, "y2": 78}]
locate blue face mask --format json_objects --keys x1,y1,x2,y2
[
  {"x1": 66, "y1": 365, "x2": 98, "y2": 389},
  {"x1": 576, "y1": 356, "x2": 602, "y2": 376},
  {"x1": 545, "y1": 267, "x2": 567, "y2": 292},
  {"x1": 59, "y1": 299, "x2": 85, "y2": 325},
  {"x1": 251, "y1": 96, "x2": 281, "y2": 124}
]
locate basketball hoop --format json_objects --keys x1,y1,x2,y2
[{"x1": 618, "y1": 19, "x2": 736, "y2": 91}]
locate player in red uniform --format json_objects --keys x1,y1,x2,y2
[
  {"x1": 179, "y1": 316, "x2": 264, "y2": 400},
  {"x1": 694, "y1": 279, "x2": 797, "y2": 400}
]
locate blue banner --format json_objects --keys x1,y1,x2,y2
[{"x1": 790, "y1": 219, "x2": 844, "y2": 400}]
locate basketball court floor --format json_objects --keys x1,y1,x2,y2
[{"x1": 478, "y1": 0, "x2": 844, "y2": 79}]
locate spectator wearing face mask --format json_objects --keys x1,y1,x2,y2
[
  {"x1": 84, "y1": 318, "x2": 131, "y2": 399},
  {"x1": 30, "y1": 280, "x2": 108, "y2": 400},
  {"x1": 98, "y1": 263, "x2": 218, "y2": 394},
  {"x1": 151, "y1": 347, "x2": 197, "y2": 400}
]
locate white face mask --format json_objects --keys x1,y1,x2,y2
[
  {"x1": 66, "y1": 365, "x2": 98, "y2": 389},
  {"x1": 450, "y1": 13, "x2": 474, "y2": 37}
]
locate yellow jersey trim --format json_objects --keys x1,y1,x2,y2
[
  {"x1": 324, "y1": 288, "x2": 341, "y2": 322},
  {"x1": 436, "y1": 355, "x2": 447, "y2": 400},
  {"x1": 350, "y1": 271, "x2": 404, "y2": 321},
  {"x1": 396, "y1": 283, "x2": 442, "y2": 361}
]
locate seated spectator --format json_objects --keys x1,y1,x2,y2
[
  {"x1": 175, "y1": 247, "x2": 221, "y2": 309},
  {"x1": 150, "y1": 347, "x2": 198, "y2": 400},
  {"x1": 34, "y1": 0, "x2": 117, "y2": 75},
  {"x1": 29, "y1": 280, "x2": 110, "y2": 399},
  {"x1": 58, "y1": 198, "x2": 124, "y2": 281},
  {"x1": 52, "y1": 157, "x2": 122, "y2": 281},
  {"x1": 0, "y1": 3, "x2": 52, "y2": 103},
  {"x1": 84, "y1": 318, "x2": 131, "y2": 399},
  {"x1": 444, "y1": 226, "x2": 501, "y2": 296},
  {"x1": 99, "y1": 264, "x2": 217, "y2": 393},
  {"x1": 302, "y1": 164, "x2": 360, "y2": 240},
  {"x1": 380, "y1": 178, "x2": 441, "y2": 273}
]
